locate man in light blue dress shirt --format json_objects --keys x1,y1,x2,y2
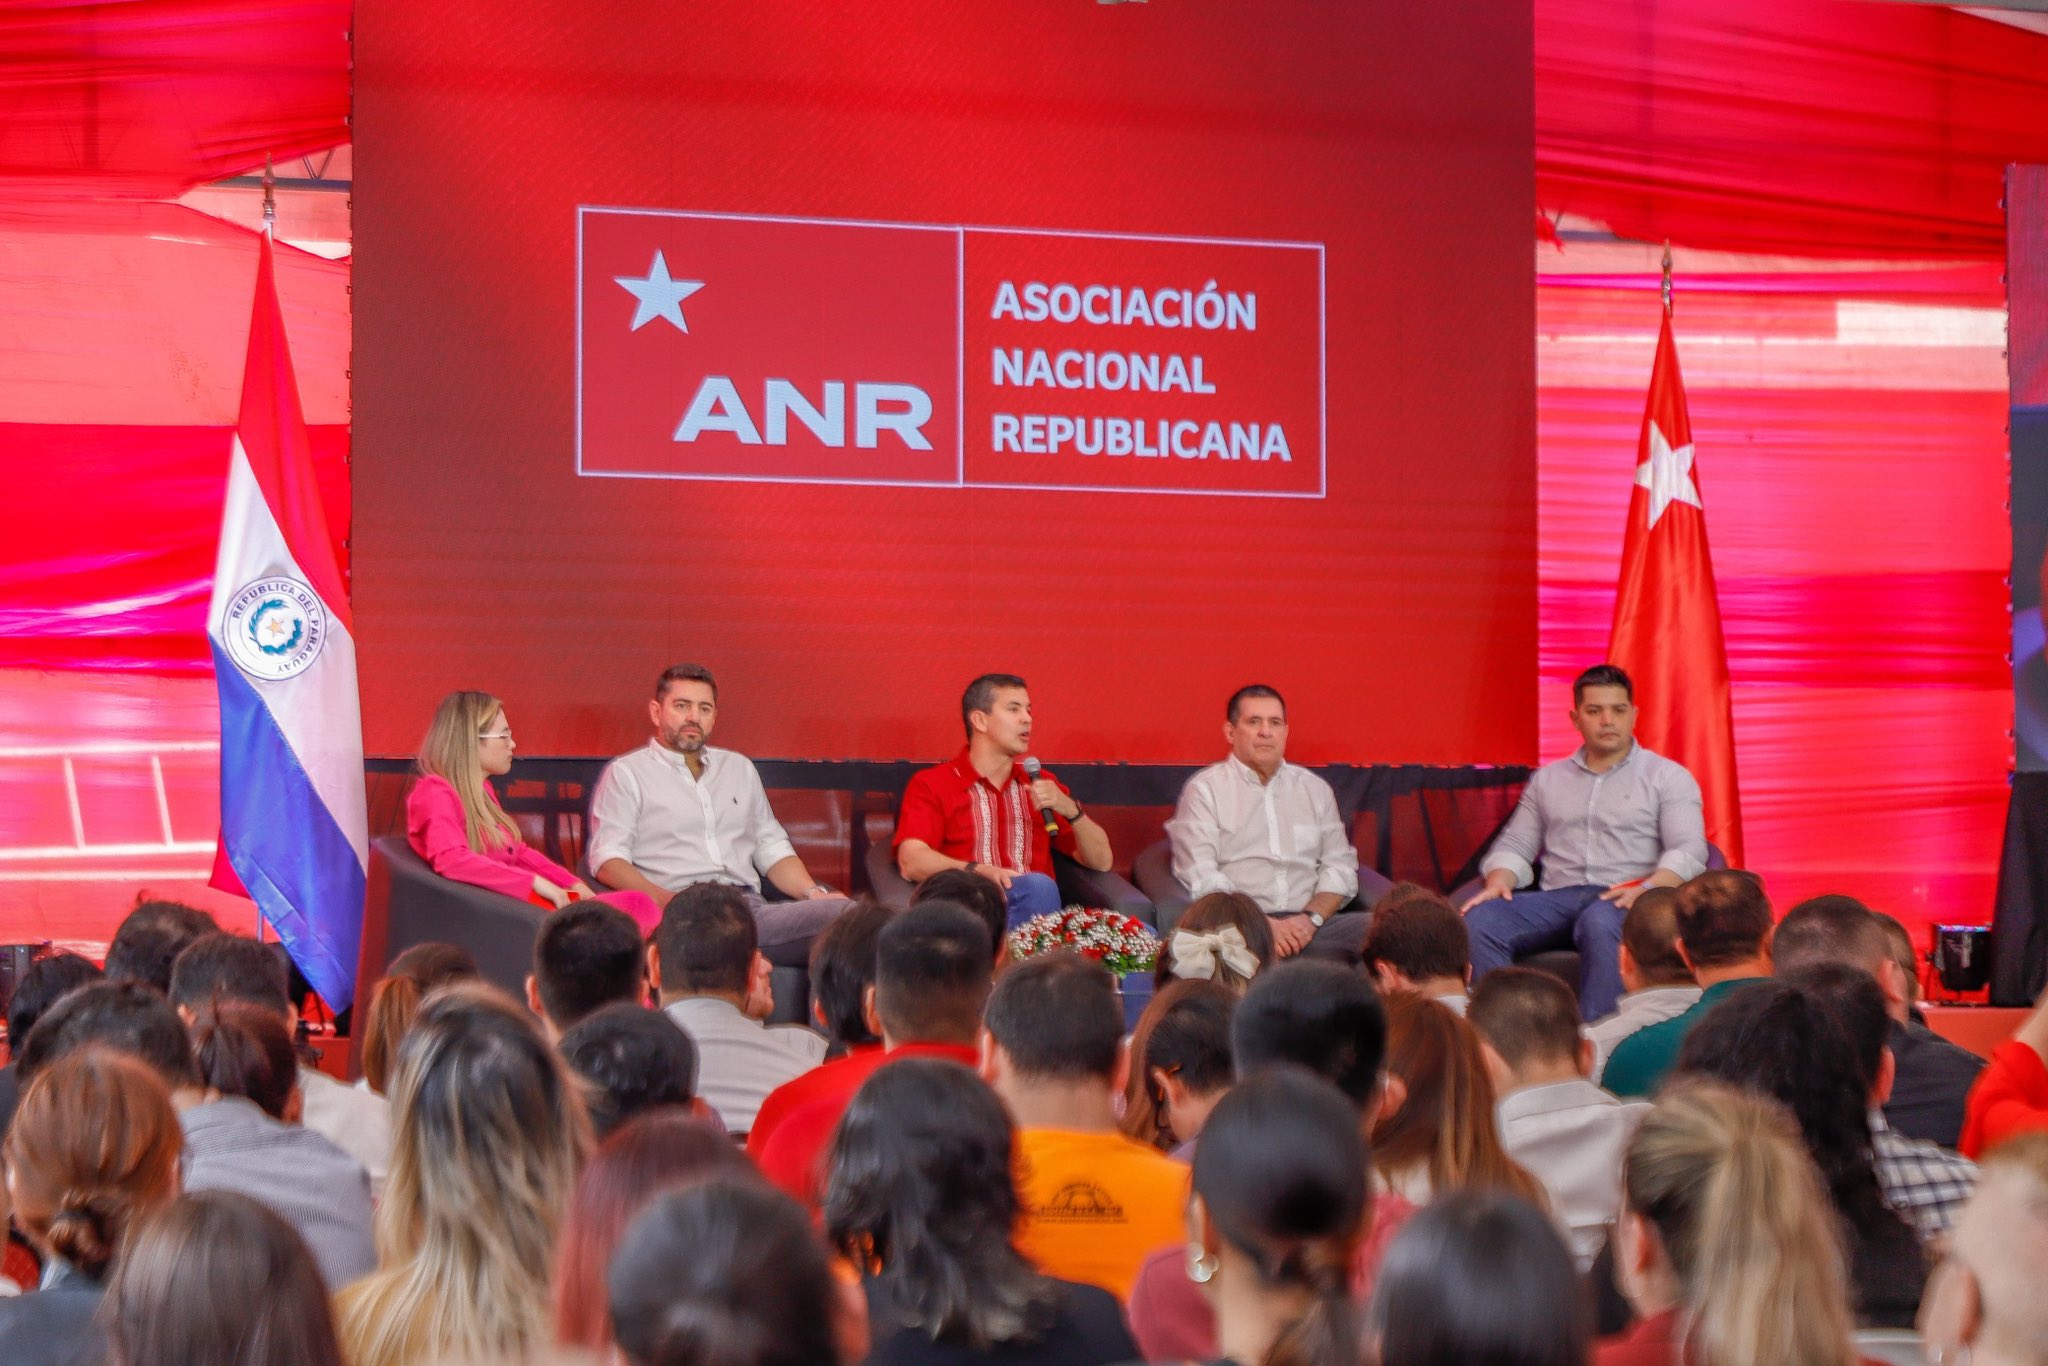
[{"x1": 1460, "y1": 663, "x2": 1707, "y2": 1019}]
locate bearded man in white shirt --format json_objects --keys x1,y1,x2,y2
[
  {"x1": 589, "y1": 663, "x2": 848, "y2": 969},
  {"x1": 1164, "y1": 685, "x2": 1367, "y2": 960}
]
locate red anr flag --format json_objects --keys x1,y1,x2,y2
[{"x1": 1608, "y1": 308, "x2": 1744, "y2": 868}]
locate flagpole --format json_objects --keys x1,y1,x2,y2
[
  {"x1": 254, "y1": 152, "x2": 275, "y2": 950},
  {"x1": 1661, "y1": 240, "x2": 1672, "y2": 316}
]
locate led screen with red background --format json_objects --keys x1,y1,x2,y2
[{"x1": 351, "y1": 1, "x2": 1537, "y2": 766}]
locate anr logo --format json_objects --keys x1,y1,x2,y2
[
  {"x1": 584, "y1": 214, "x2": 959, "y2": 485},
  {"x1": 673, "y1": 378, "x2": 934, "y2": 450}
]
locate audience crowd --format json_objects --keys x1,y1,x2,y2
[{"x1": 9, "y1": 837, "x2": 2048, "y2": 1365}]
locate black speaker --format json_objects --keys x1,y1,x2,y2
[{"x1": 1933, "y1": 925, "x2": 1993, "y2": 994}]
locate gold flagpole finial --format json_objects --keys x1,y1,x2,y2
[
  {"x1": 262, "y1": 155, "x2": 276, "y2": 236},
  {"x1": 1661, "y1": 241, "x2": 1673, "y2": 315}
]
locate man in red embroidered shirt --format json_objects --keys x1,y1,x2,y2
[{"x1": 894, "y1": 673, "x2": 1115, "y2": 928}]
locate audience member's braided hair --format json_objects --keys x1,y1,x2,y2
[
  {"x1": 1, "y1": 1049, "x2": 180, "y2": 1282},
  {"x1": 1192, "y1": 1067, "x2": 1368, "y2": 1366},
  {"x1": 1623, "y1": 1081, "x2": 1859, "y2": 1366},
  {"x1": 610, "y1": 1179, "x2": 841, "y2": 1366}
]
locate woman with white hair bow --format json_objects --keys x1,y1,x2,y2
[{"x1": 1155, "y1": 892, "x2": 1274, "y2": 996}]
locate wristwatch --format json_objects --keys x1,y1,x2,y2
[{"x1": 1307, "y1": 911, "x2": 1326, "y2": 928}]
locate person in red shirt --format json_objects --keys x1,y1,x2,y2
[
  {"x1": 894, "y1": 674, "x2": 1114, "y2": 929},
  {"x1": 746, "y1": 902, "x2": 896, "y2": 1151},
  {"x1": 1959, "y1": 983, "x2": 2048, "y2": 1159},
  {"x1": 754, "y1": 903, "x2": 994, "y2": 1205}
]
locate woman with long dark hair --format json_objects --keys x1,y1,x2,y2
[
  {"x1": 1671, "y1": 979, "x2": 1927, "y2": 1326},
  {"x1": 1365, "y1": 1190, "x2": 1586, "y2": 1366},
  {"x1": 611, "y1": 1179, "x2": 857, "y2": 1366},
  {"x1": 1186, "y1": 1068, "x2": 1370, "y2": 1366},
  {"x1": 553, "y1": 1109, "x2": 755, "y2": 1352},
  {"x1": 1370, "y1": 995, "x2": 1544, "y2": 1206},
  {"x1": 1120, "y1": 979, "x2": 1237, "y2": 1153},
  {"x1": 825, "y1": 1058, "x2": 1135, "y2": 1365}
]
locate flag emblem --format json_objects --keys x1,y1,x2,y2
[{"x1": 221, "y1": 576, "x2": 328, "y2": 680}]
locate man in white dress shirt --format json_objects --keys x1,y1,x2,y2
[
  {"x1": 590, "y1": 663, "x2": 848, "y2": 967},
  {"x1": 1470, "y1": 967, "x2": 1651, "y2": 1271},
  {"x1": 651, "y1": 883, "x2": 826, "y2": 1136},
  {"x1": 1165, "y1": 685, "x2": 1365, "y2": 959},
  {"x1": 1584, "y1": 886, "x2": 1701, "y2": 1082}
]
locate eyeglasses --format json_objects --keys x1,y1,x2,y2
[{"x1": 477, "y1": 731, "x2": 514, "y2": 742}]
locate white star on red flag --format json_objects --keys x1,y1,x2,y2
[{"x1": 1634, "y1": 420, "x2": 1701, "y2": 528}]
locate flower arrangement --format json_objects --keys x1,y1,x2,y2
[{"x1": 1006, "y1": 905, "x2": 1160, "y2": 977}]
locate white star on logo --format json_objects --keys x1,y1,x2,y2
[
  {"x1": 1635, "y1": 420, "x2": 1702, "y2": 529},
  {"x1": 615, "y1": 251, "x2": 705, "y2": 333}
]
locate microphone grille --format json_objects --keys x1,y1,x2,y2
[{"x1": 1021, "y1": 756, "x2": 1041, "y2": 777}]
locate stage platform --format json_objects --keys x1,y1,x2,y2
[{"x1": 1924, "y1": 1006, "x2": 2025, "y2": 1060}]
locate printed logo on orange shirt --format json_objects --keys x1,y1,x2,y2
[{"x1": 1034, "y1": 1181, "x2": 1126, "y2": 1221}]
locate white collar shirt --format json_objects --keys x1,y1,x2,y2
[
  {"x1": 588, "y1": 741, "x2": 798, "y2": 894},
  {"x1": 1497, "y1": 1078, "x2": 1652, "y2": 1270},
  {"x1": 1585, "y1": 985, "x2": 1703, "y2": 1083},
  {"x1": 1166, "y1": 756, "x2": 1359, "y2": 914},
  {"x1": 1480, "y1": 742, "x2": 1708, "y2": 891},
  {"x1": 663, "y1": 996, "x2": 827, "y2": 1137}
]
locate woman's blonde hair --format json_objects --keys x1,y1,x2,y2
[
  {"x1": 416, "y1": 690, "x2": 521, "y2": 853},
  {"x1": 1624, "y1": 1081, "x2": 1858, "y2": 1366},
  {"x1": 1370, "y1": 995, "x2": 1544, "y2": 1207},
  {"x1": 336, "y1": 983, "x2": 592, "y2": 1366}
]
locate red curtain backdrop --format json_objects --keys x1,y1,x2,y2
[
  {"x1": 0, "y1": 0, "x2": 2036, "y2": 946},
  {"x1": 0, "y1": 201, "x2": 351, "y2": 675},
  {"x1": 0, "y1": 0, "x2": 349, "y2": 200},
  {"x1": 1537, "y1": 252, "x2": 2011, "y2": 927},
  {"x1": 1536, "y1": 0, "x2": 2048, "y2": 259}
]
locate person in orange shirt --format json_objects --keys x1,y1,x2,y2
[{"x1": 981, "y1": 953, "x2": 1189, "y2": 1301}]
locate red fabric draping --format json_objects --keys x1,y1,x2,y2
[
  {"x1": 0, "y1": 200, "x2": 350, "y2": 426},
  {"x1": 0, "y1": 201, "x2": 351, "y2": 674},
  {"x1": 0, "y1": 0, "x2": 349, "y2": 200},
  {"x1": 1539, "y1": 259, "x2": 2010, "y2": 934},
  {"x1": 1537, "y1": 0, "x2": 2048, "y2": 259},
  {"x1": 0, "y1": 422, "x2": 348, "y2": 673}
]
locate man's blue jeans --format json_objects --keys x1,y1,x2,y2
[
  {"x1": 1465, "y1": 884, "x2": 1627, "y2": 1020},
  {"x1": 1003, "y1": 872, "x2": 1064, "y2": 930}
]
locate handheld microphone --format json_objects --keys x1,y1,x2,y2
[{"x1": 1021, "y1": 757, "x2": 1061, "y2": 838}]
